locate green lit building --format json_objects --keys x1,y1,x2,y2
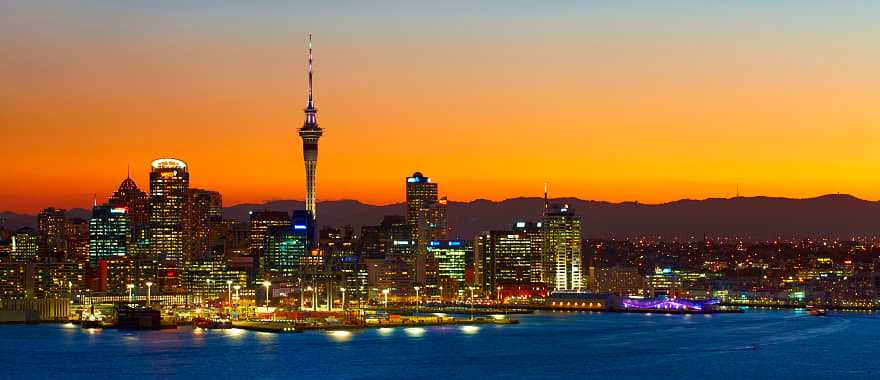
[
  {"x1": 89, "y1": 205, "x2": 130, "y2": 267},
  {"x1": 428, "y1": 240, "x2": 466, "y2": 287},
  {"x1": 263, "y1": 226, "x2": 307, "y2": 280}
]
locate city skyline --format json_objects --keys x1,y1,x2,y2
[
  {"x1": 3, "y1": 4, "x2": 880, "y2": 378},
  {"x1": 5, "y1": 2, "x2": 880, "y2": 213}
]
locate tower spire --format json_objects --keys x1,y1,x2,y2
[
  {"x1": 307, "y1": 33, "x2": 314, "y2": 108},
  {"x1": 303, "y1": 33, "x2": 318, "y2": 128}
]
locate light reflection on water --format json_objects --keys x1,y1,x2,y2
[{"x1": 1, "y1": 311, "x2": 876, "y2": 379}]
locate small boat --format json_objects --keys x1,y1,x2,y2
[
  {"x1": 193, "y1": 317, "x2": 232, "y2": 329},
  {"x1": 81, "y1": 305, "x2": 104, "y2": 328},
  {"x1": 81, "y1": 318, "x2": 103, "y2": 329},
  {"x1": 807, "y1": 305, "x2": 827, "y2": 316}
]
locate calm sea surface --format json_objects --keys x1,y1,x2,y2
[{"x1": 1, "y1": 310, "x2": 877, "y2": 379}]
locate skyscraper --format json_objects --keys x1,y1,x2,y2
[
  {"x1": 406, "y1": 172, "x2": 438, "y2": 234},
  {"x1": 475, "y1": 230, "x2": 532, "y2": 295},
  {"x1": 248, "y1": 210, "x2": 291, "y2": 257},
  {"x1": 298, "y1": 34, "x2": 323, "y2": 220},
  {"x1": 37, "y1": 207, "x2": 66, "y2": 259},
  {"x1": 10, "y1": 227, "x2": 39, "y2": 262},
  {"x1": 109, "y1": 174, "x2": 149, "y2": 233},
  {"x1": 183, "y1": 189, "x2": 222, "y2": 261},
  {"x1": 88, "y1": 205, "x2": 129, "y2": 267},
  {"x1": 149, "y1": 158, "x2": 189, "y2": 286},
  {"x1": 427, "y1": 240, "x2": 466, "y2": 288},
  {"x1": 543, "y1": 203, "x2": 582, "y2": 291}
]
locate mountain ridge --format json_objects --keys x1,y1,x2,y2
[{"x1": 2, "y1": 194, "x2": 878, "y2": 241}]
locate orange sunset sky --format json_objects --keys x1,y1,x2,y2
[{"x1": 3, "y1": 2, "x2": 880, "y2": 214}]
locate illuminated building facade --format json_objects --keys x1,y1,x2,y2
[
  {"x1": 149, "y1": 158, "x2": 189, "y2": 287},
  {"x1": 513, "y1": 221, "x2": 547, "y2": 285},
  {"x1": 63, "y1": 218, "x2": 89, "y2": 262},
  {"x1": 264, "y1": 226, "x2": 307, "y2": 280},
  {"x1": 543, "y1": 203, "x2": 582, "y2": 291},
  {"x1": 10, "y1": 228, "x2": 39, "y2": 262},
  {"x1": 184, "y1": 188, "x2": 222, "y2": 261},
  {"x1": 298, "y1": 34, "x2": 323, "y2": 219},
  {"x1": 0, "y1": 262, "x2": 29, "y2": 298},
  {"x1": 109, "y1": 175, "x2": 149, "y2": 233},
  {"x1": 589, "y1": 266, "x2": 645, "y2": 296},
  {"x1": 405, "y1": 172, "x2": 446, "y2": 247},
  {"x1": 37, "y1": 207, "x2": 66, "y2": 259},
  {"x1": 182, "y1": 259, "x2": 247, "y2": 301},
  {"x1": 376, "y1": 256, "x2": 413, "y2": 297},
  {"x1": 89, "y1": 205, "x2": 129, "y2": 267},
  {"x1": 248, "y1": 210, "x2": 291, "y2": 257},
  {"x1": 646, "y1": 267, "x2": 682, "y2": 298},
  {"x1": 475, "y1": 230, "x2": 532, "y2": 296},
  {"x1": 428, "y1": 240, "x2": 466, "y2": 287}
]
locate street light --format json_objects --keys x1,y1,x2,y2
[
  {"x1": 340, "y1": 287, "x2": 347, "y2": 311},
  {"x1": 233, "y1": 285, "x2": 241, "y2": 305},
  {"x1": 382, "y1": 288, "x2": 390, "y2": 310},
  {"x1": 226, "y1": 280, "x2": 233, "y2": 308},
  {"x1": 468, "y1": 286, "x2": 475, "y2": 320},
  {"x1": 414, "y1": 286, "x2": 421, "y2": 314},
  {"x1": 438, "y1": 286, "x2": 443, "y2": 303},
  {"x1": 262, "y1": 280, "x2": 271, "y2": 310},
  {"x1": 497, "y1": 286, "x2": 502, "y2": 303},
  {"x1": 126, "y1": 284, "x2": 135, "y2": 302},
  {"x1": 145, "y1": 282, "x2": 153, "y2": 305},
  {"x1": 312, "y1": 285, "x2": 318, "y2": 311}
]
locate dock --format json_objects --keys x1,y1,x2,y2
[{"x1": 229, "y1": 315, "x2": 517, "y2": 333}]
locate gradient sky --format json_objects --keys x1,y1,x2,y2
[{"x1": 3, "y1": 1, "x2": 880, "y2": 213}]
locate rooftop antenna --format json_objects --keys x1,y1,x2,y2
[{"x1": 543, "y1": 183, "x2": 550, "y2": 215}]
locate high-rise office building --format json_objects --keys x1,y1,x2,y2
[
  {"x1": 405, "y1": 172, "x2": 449, "y2": 286},
  {"x1": 109, "y1": 174, "x2": 151, "y2": 282},
  {"x1": 406, "y1": 172, "x2": 438, "y2": 241},
  {"x1": 298, "y1": 34, "x2": 323, "y2": 220},
  {"x1": 88, "y1": 205, "x2": 129, "y2": 267},
  {"x1": 513, "y1": 221, "x2": 548, "y2": 285},
  {"x1": 10, "y1": 228, "x2": 39, "y2": 262},
  {"x1": 109, "y1": 174, "x2": 149, "y2": 231},
  {"x1": 149, "y1": 158, "x2": 189, "y2": 286},
  {"x1": 428, "y1": 240, "x2": 466, "y2": 288},
  {"x1": 263, "y1": 226, "x2": 307, "y2": 280},
  {"x1": 37, "y1": 207, "x2": 66, "y2": 259},
  {"x1": 248, "y1": 210, "x2": 291, "y2": 256},
  {"x1": 543, "y1": 203, "x2": 582, "y2": 291},
  {"x1": 475, "y1": 229, "x2": 532, "y2": 295},
  {"x1": 184, "y1": 189, "x2": 222, "y2": 261},
  {"x1": 64, "y1": 218, "x2": 90, "y2": 262}
]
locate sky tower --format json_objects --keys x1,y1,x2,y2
[{"x1": 298, "y1": 34, "x2": 323, "y2": 219}]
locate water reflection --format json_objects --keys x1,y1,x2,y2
[
  {"x1": 328, "y1": 330, "x2": 352, "y2": 342},
  {"x1": 404, "y1": 327, "x2": 425, "y2": 337},
  {"x1": 377, "y1": 327, "x2": 395, "y2": 336}
]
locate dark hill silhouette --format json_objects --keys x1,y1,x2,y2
[{"x1": 3, "y1": 194, "x2": 878, "y2": 241}]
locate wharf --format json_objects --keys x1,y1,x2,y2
[{"x1": 230, "y1": 316, "x2": 517, "y2": 333}]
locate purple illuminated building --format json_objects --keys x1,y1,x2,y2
[{"x1": 621, "y1": 298, "x2": 720, "y2": 311}]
